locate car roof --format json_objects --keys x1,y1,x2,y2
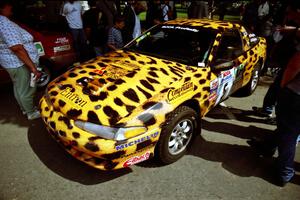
[{"x1": 163, "y1": 19, "x2": 242, "y2": 31}]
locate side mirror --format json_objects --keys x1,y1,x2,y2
[{"x1": 213, "y1": 61, "x2": 235, "y2": 71}]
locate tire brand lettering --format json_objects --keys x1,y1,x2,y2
[{"x1": 116, "y1": 132, "x2": 159, "y2": 151}]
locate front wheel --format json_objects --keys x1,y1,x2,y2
[
  {"x1": 36, "y1": 64, "x2": 51, "y2": 88},
  {"x1": 156, "y1": 106, "x2": 198, "y2": 164}
]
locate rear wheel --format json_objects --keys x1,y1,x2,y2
[
  {"x1": 156, "y1": 106, "x2": 198, "y2": 164},
  {"x1": 238, "y1": 62, "x2": 262, "y2": 96},
  {"x1": 36, "y1": 63, "x2": 51, "y2": 88}
]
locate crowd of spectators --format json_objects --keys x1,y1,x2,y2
[{"x1": 61, "y1": 0, "x2": 179, "y2": 61}]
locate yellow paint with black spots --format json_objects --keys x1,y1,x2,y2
[{"x1": 40, "y1": 19, "x2": 266, "y2": 170}]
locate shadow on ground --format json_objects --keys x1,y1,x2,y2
[
  {"x1": 138, "y1": 108, "x2": 300, "y2": 187},
  {"x1": 0, "y1": 85, "x2": 31, "y2": 127},
  {"x1": 27, "y1": 120, "x2": 132, "y2": 185},
  {"x1": 206, "y1": 105, "x2": 275, "y2": 125},
  {"x1": 188, "y1": 133, "x2": 300, "y2": 186}
]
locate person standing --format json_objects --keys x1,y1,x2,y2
[
  {"x1": 0, "y1": 1, "x2": 41, "y2": 120},
  {"x1": 218, "y1": 1, "x2": 227, "y2": 20},
  {"x1": 146, "y1": 0, "x2": 163, "y2": 27},
  {"x1": 248, "y1": 28, "x2": 300, "y2": 186},
  {"x1": 257, "y1": 0, "x2": 270, "y2": 35},
  {"x1": 242, "y1": 0, "x2": 259, "y2": 32},
  {"x1": 83, "y1": 0, "x2": 108, "y2": 56},
  {"x1": 166, "y1": 0, "x2": 177, "y2": 20},
  {"x1": 274, "y1": 49, "x2": 300, "y2": 186},
  {"x1": 62, "y1": 0, "x2": 88, "y2": 61},
  {"x1": 252, "y1": 3, "x2": 300, "y2": 118},
  {"x1": 188, "y1": 1, "x2": 209, "y2": 19},
  {"x1": 96, "y1": 0, "x2": 118, "y2": 33},
  {"x1": 122, "y1": 1, "x2": 143, "y2": 43},
  {"x1": 161, "y1": 1, "x2": 170, "y2": 22},
  {"x1": 107, "y1": 16, "x2": 125, "y2": 51}
]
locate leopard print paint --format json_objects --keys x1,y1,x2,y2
[{"x1": 40, "y1": 19, "x2": 266, "y2": 170}]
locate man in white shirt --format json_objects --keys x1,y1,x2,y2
[
  {"x1": 258, "y1": 0, "x2": 269, "y2": 19},
  {"x1": 161, "y1": 2, "x2": 169, "y2": 21},
  {"x1": 257, "y1": 0, "x2": 270, "y2": 36},
  {"x1": 62, "y1": 0, "x2": 88, "y2": 61}
]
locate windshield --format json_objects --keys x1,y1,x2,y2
[{"x1": 126, "y1": 25, "x2": 217, "y2": 65}]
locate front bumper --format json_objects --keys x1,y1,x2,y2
[{"x1": 39, "y1": 97, "x2": 160, "y2": 170}]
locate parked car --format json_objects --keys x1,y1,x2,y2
[
  {"x1": 0, "y1": 22, "x2": 77, "y2": 87},
  {"x1": 40, "y1": 19, "x2": 267, "y2": 170}
]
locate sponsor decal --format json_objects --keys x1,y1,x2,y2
[
  {"x1": 234, "y1": 64, "x2": 244, "y2": 81},
  {"x1": 55, "y1": 37, "x2": 69, "y2": 44},
  {"x1": 209, "y1": 78, "x2": 218, "y2": 102},
  {"x1": 105, "y1": 67, "x2": 128, "y2": 79},
  {"x1": 221, "y1": 70, "x2": 232, "y2": 83},
  {"x1": 34, "y1": 42, "x2": 45, "y2": 56},
  {"x1": 248, "y1": 33, "x2": 256, "y2": 38},
  {"x1": 241, "y1": 31, "x2": 248, "y2": 37},
  {"x1": 197, "y1": 62, "x2": 205, "y2": 67},
  {"x1": 222, "y1": 70, "x2": 231, "y2": 77},
  {"x1": 136, "y1": 32, "x2": 151, "y2": 43},
  {"x1": 60, "y1": 87, "x2": 87, "y2": 107},
  {"x1": 210, "y1": 78, "x2": 218, "y2": 90},
  {"x1": 167, "y1": 82, "x2": 193, "y2": 102},
  {"x1": 93, "y1": 67, "x2": 107, "y2": 76},
  {"x1": 115, "y1": 61, "x2": 140, "y2": 69},
  {"x1": 215, "y1": 69, "x2": 235, "y2": 105},
  {"x1": 162, "y1": 25, "x2": 199, "y2": 32},
  {"x1": 209, "y1": 91, "x2": 217, "y2": 101},
  {"x1": 123, "y1": 151, "x2": 151, "y2": 167},
  {"x1": 116, "y1": 132, "x2": 159, "y2": 151},
  {"x1": 54, "y1": 45, "x2": 71, "y2": 53}
]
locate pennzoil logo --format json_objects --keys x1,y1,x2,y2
[
  {"x1": 116, "y1": 132, "x2": 159, "y2": 151},
  {"x1": 60, "y1": 87, "x2": 87, "y2": 107},
  {"x1": 167, "y1": 82, "x2": 193, "y2": 102}
]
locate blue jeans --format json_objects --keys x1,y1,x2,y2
[
  {"x1": 262, "y1": 68, "x2": 284, "y2": 113},
  {"x1": 275, "y1": 88, "x2": 300, "y2": 182},
  {"x1": 70, "y1": 28, "x2": 88, "y2": 61}
]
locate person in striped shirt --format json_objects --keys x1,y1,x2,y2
[{"x1": 107, "y1": 16, "x2": 125, "y2": 51}]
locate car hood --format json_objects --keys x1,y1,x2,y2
[{"x1": 46, "y1": 50, "x2": 190, "y2": 127}]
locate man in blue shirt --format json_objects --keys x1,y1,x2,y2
[{"x1": 0, "y1": 1, "x2": 41, "y2": 120}]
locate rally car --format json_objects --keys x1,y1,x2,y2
[{"x1": 40, "y1": 19, "x2": 266, "y2": 170}]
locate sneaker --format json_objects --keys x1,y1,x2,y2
[
  {"x1": 252, "y1": 106, "x2": 273, "y2": 117},
  {"x1": 273, "y1": 172, "x2": 296, "y2": 187},
  {"x1": 27, "y1": 110, "x2": 41, "y2": 120}
]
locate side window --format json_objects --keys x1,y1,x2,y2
[{"x1": 215, "y1": 30, "x2": 243, "y2": 63}]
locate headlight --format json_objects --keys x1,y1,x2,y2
[{"x1": 74, "y1": 120, "x2": 147, "y2": 141}]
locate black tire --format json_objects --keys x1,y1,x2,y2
[
  {"x1": 238, "y1": 62, "x2": 262, "y2": 96},
  {"x1": 36, "y1": 63, "x2": 51, "y2": 88},
  {"x1": 156, "y1": 106, "x2": 198, "y2": 164}
]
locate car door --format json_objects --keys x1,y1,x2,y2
[{"x1": 210, "y1": 29, "x2": 246, "y2": 105}]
